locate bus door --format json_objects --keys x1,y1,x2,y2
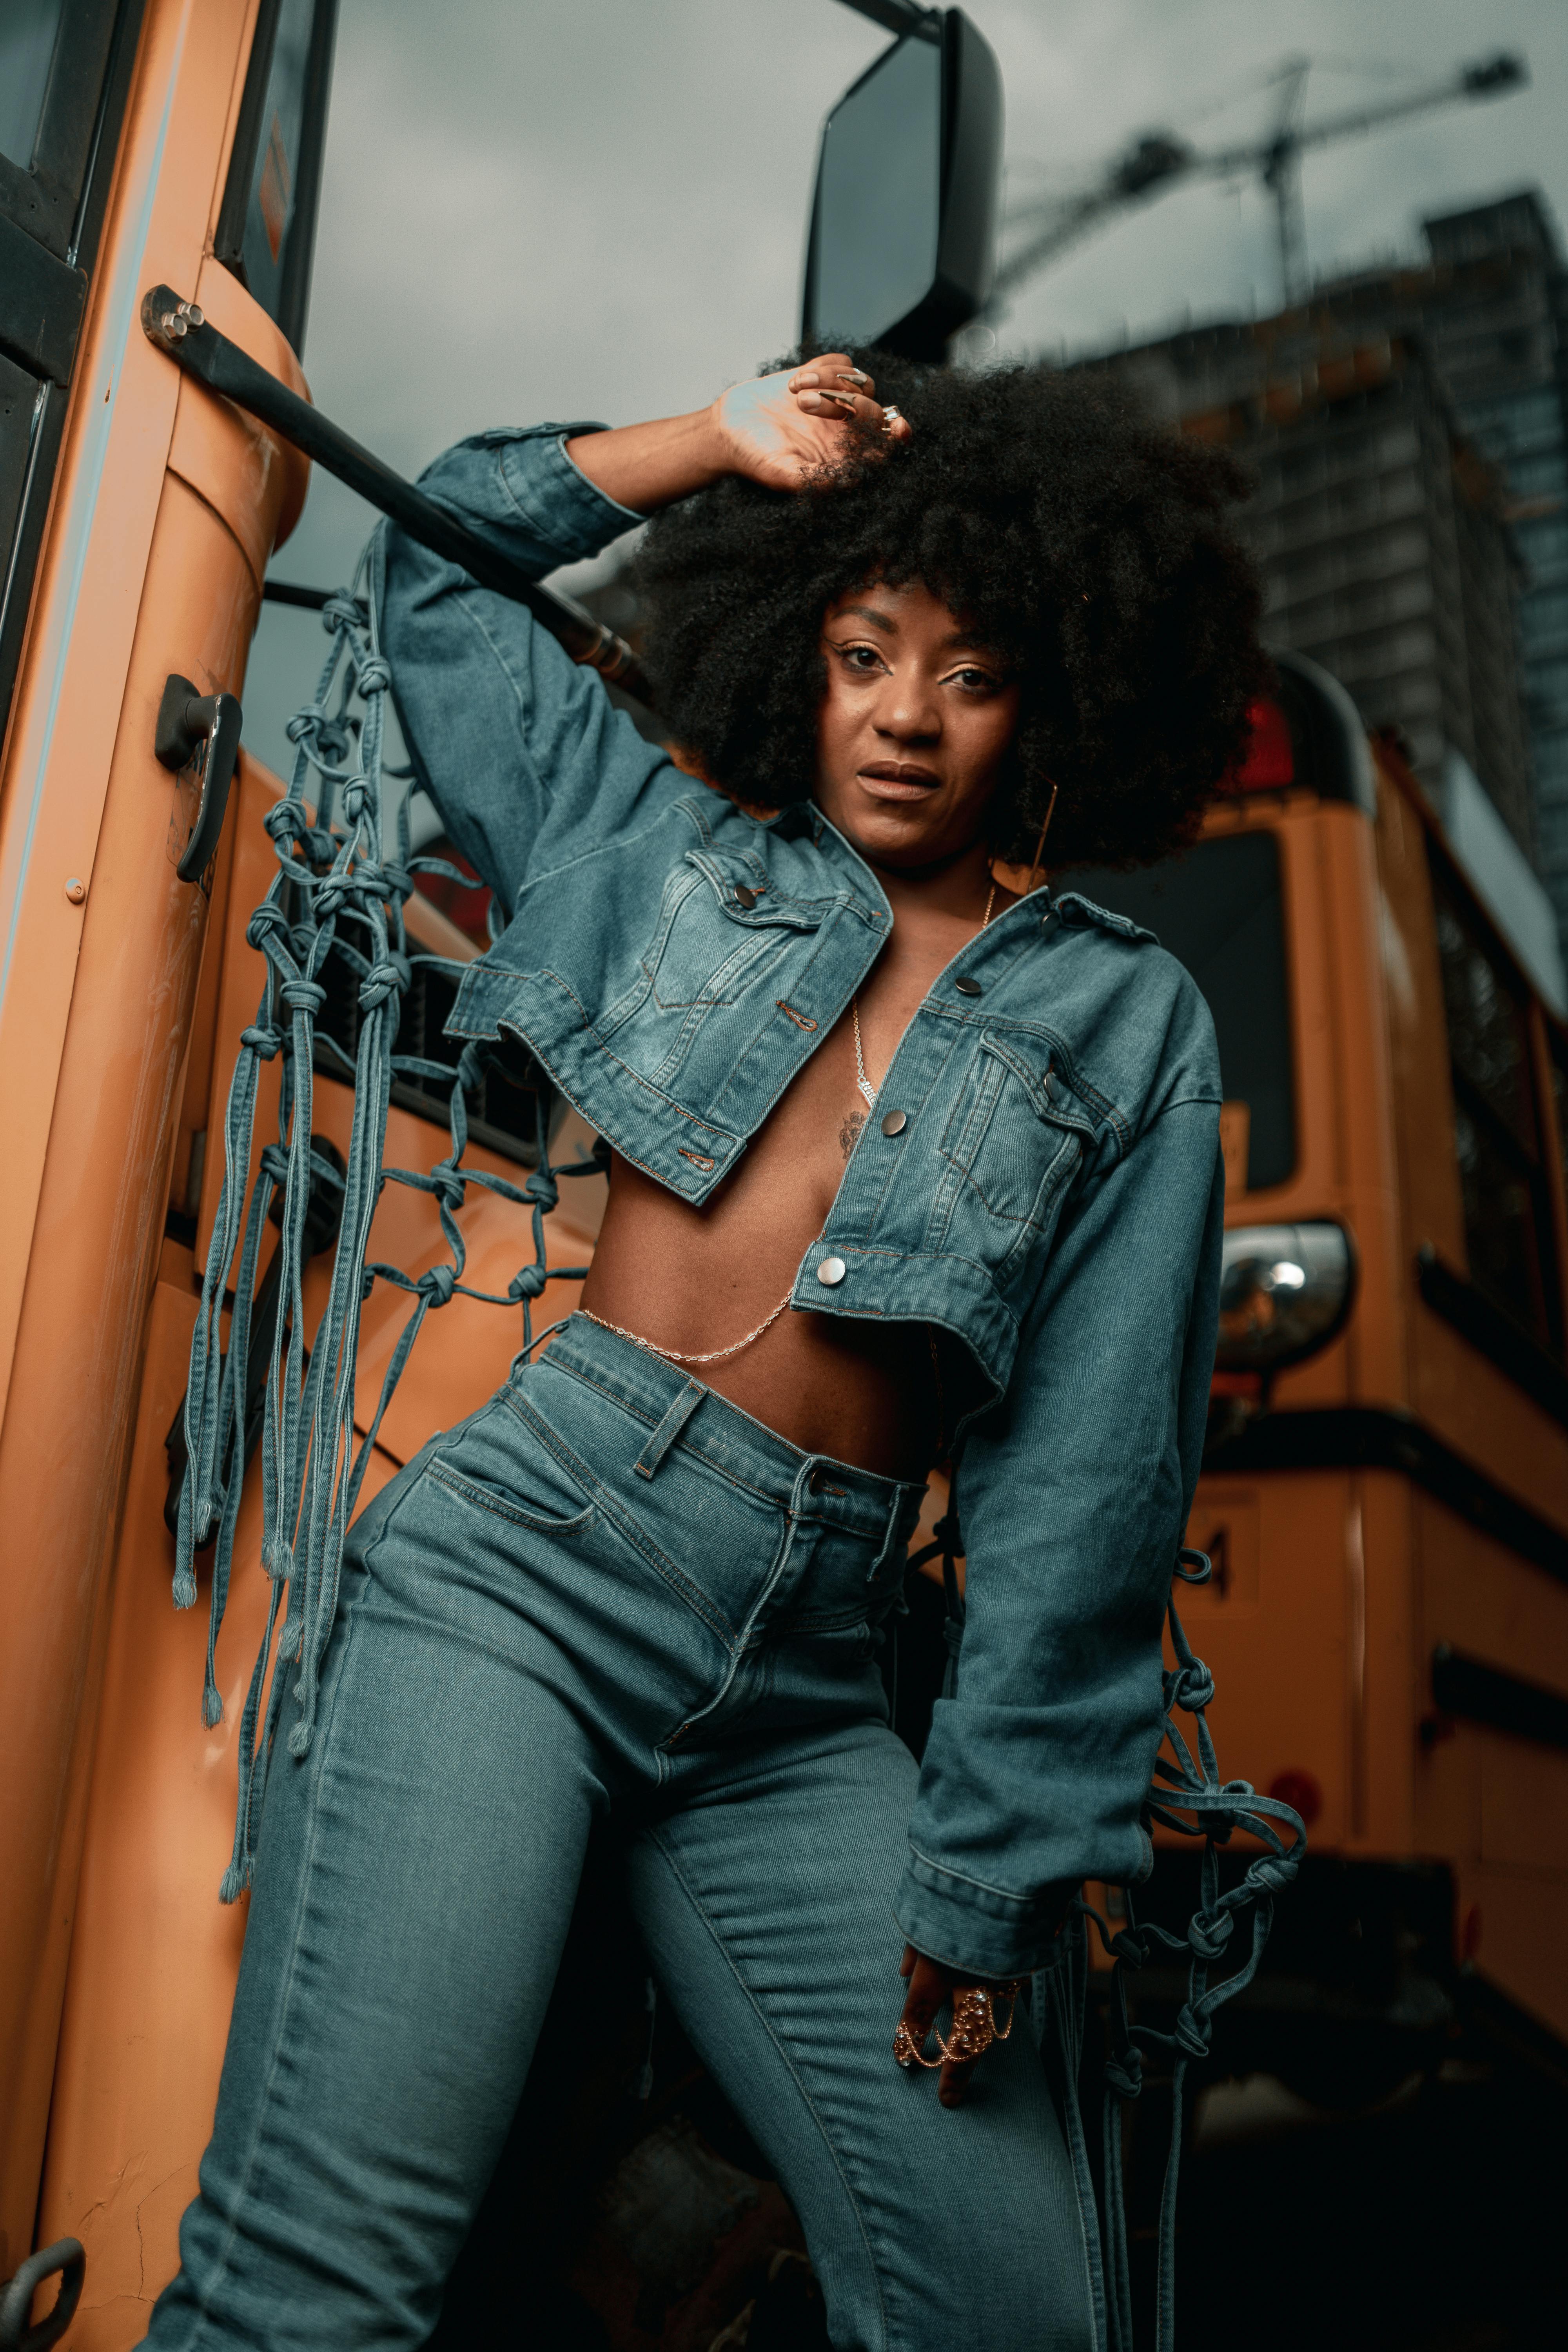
[{"x1": 0, "y1": 0, "x2": 331, "y2": 2301}]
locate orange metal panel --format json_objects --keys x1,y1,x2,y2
[
  {"x1": 0, "y1": 0, "x2": 246, "y2": 1420},
  {"x1": 1408, "y1": 1307, "x2": 1568, "y2": 1541},
  {"x1": 0, "y1": 0, "x2": 316, "y2": 2269},
  {"x1": 0, "y1": 465, "x2": 252, "y2": 2279},
  {"x1": 1356, "y1": 1469, "x2": 1418, "y2": 1856},
  {"x1": 1174, "y1": 1470, "x2": 1351, "y2": 1847},
  {"x1": 1417, "y1": 1493, "x2": 1568, "y2": 1709},
  {"x1": 1310, "y1": 805, "x2": 1406, "y2": 1408},
  {"x1": 1371, "y1": 752, "x2": 1468, "y2": 1271},
  {"x1": 34, "y1": 1278, "x2": 400, "y2": 2347},
  {"x1": 167, "y1": 256, "x2": 310, "y2": 588}
]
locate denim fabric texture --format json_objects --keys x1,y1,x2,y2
[
  {"x1": 375, "y1": 425, "x2": 1226, "y2": 1979},
  {"x1": 147, "y1": 1323, "x2": 1096, "y2": 2352}
]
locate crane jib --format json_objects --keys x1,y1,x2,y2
[{"x1": 138, "y1": 287, "x2": 652, "y2": 706}]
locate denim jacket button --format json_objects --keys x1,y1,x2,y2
[
  {"x1": 880, "y1": 1108, "x2": 907, "y2": 1136},
  {"x1": 954, "y1": 976, "x2": 983, "y2": 997},
  {"x1": 734, "y1": 885, "x2": 759, "y2": 909},
  {"x1": 817, "y1": 1256, "x2": 847, "y2": 1286}
]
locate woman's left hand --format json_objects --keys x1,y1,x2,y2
[
  {"x1": 895, "y1": 1945, "x2": 1023, "y2": 2109},
  {"x1": 711, "y1": 355, "x2": 913, "y2": 492}
]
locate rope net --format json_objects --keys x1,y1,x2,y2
[{"x1": 173, "y1": 544, "x2": 590, "y2": 1904}]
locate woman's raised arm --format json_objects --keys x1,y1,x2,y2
[{"x1": 564, "y1": 353, "x2": 911, "y2": 511}]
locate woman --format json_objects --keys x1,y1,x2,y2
[{"x1": 149, "y1": 351, "x2": 1262, "y2": 2350}]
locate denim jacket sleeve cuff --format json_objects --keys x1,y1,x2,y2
[
  {"x1": 494, "y1": 425, "x2": 646, "y2": 560},
  {"x1": 893, "y1": 1849, "x2": 1073, "y2": 1981}
]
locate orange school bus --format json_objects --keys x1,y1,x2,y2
[
  {"x1": 1076, "y1": 660, "x2": 1568, "y2": 2110},
  {"x1": 3, "y1": 0, "x2": 1568, "y2": 2339}
]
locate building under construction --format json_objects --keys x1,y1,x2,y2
[
  {"x1": 1079, "y1": 192, "x2": 1568, "y2": 976},
  {"x1": 1320, "y1": 193, "x2": 1568, "y2": 942}
]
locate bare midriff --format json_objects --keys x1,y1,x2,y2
[
  {"x1": 577, "y1": 889, "x2": 1011, "y2": 1481},
  {"x1": 579, "y1": 1005, "x2": 933, "y2": 1479}
]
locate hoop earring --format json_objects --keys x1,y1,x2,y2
[{"x1": 1026, "y1": 783, "x2": 1059, "y2": 896}]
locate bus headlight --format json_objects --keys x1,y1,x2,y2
[{"x1": 1216, "y1": 1223, "x2": 1354, "y2": 1371}]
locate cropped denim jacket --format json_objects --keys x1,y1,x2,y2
[{"x1": 377, "y1": 425, "x2": 1226, "y2": 1981}]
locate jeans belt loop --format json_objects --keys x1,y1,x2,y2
[{"x1": 633, "y1": 1379, "x2": 707, "y2": 1479}]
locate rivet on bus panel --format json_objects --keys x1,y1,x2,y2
[{"x1": 65, "y1": 877, "x2": 87, "y2": 904}]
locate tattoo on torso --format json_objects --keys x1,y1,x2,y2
[{"x1": 839, "y1": 1109, "x2": 865, "y2": 1162}]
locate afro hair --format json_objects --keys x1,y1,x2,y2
[{"x1": 633, "y1": 348, "x2": 1267, "y2": 869}]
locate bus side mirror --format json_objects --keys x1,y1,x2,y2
[{"x1": 802, "y1": 7, "x2": 1003, "y2": 363}]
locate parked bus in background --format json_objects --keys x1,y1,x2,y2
[
  {"x1": 2, "y1": 0, "x2": 1566, "y2": 2340},
  {"x1": 1076, "y1": 657, "x2": 1568, "y2": 2114}
]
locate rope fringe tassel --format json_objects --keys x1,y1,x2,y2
[{"x1": 174, "y1": 533, "x2": 588, "y2": 1900}]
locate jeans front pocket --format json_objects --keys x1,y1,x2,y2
[
  {"x1": 426, "y1": 1458, "x2": 596, "y2": 1535},
  {"x1": 428, "y1": 1398, "x2": 598, "y2": 1535}
]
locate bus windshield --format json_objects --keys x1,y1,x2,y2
[{"x1": 1065, "y1": 829, "x2": 1295, "y2": 1192}]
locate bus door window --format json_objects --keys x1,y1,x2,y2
[
  {"x1": 213, "y1": 0, "x2": 338, "y2": 357},
  {"x1": 1068, "y1": 828, "x2": 1296, "y2": 1195},
  {"x1": 1429, "y1": 847, "x2": 1565, "y2": 1357},
  {"x1": 0, "y1": 0, "x2": 140, "y2": 742}
]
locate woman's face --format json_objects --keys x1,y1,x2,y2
[{"x1": 813, "y1": 581, "x2": 1020, "y2": 871}]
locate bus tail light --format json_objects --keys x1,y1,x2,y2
[{"x1": 1216, "y1": 1222, "x2": 1355, "y2": 1371}]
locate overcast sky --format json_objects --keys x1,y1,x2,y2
[{"x1": 245, "y1": 0, "x2": 1568, "y2": 777}]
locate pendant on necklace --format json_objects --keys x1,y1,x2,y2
[{"x1": 855, "y1": 1075, "x2": 876, "y2": 1110}]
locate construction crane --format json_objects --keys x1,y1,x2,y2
[{"x1": 991, "y1": 50, "x2": 1528, "y2": 315}]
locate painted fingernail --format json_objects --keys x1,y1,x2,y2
[{"x1": 838, "y1": 369, "x2": 870, "y2": 387}]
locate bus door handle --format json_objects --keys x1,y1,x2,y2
[
  {"x1": 0, "y1": 2238, "x2": 85, "y2": 2352},
  {"x1": 155, "y1": 673, "x2": 243, "y2": 883}
]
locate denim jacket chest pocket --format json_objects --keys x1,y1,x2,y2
[
  {"x1": 597, "y1": 848, "x2": 825, "y2": 1087},
  {"x1": 929, "y1": 1027, "x2": 1097, "y2": 1287}
]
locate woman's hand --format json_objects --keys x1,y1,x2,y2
[
  {"x1": 709, "y1": 355, "x2": 913, "y2": 492},
  {"x1": 895, "y1": 1945, "x2": 1024, "y2": 2109},
  {"x1": 565, "y1": 356, "x2": 911, "y2": 516}
]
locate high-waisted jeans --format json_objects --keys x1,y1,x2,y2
[{"x1": 147, "y1": 1316, "x2": 1095, "y2": 2351}]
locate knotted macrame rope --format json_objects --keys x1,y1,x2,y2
[
  {"x1": 174, "y1": 530, "x2": 590, "y2": 1902},
  {"x1": 1051, "y1": 1545, "x2": 1306, "y2": 2352},
  {"x1": 918, "y1": 1509, "x2": 1305, "y2": 2352}
]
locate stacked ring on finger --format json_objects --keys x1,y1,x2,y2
[
  {"x1": 893, "y1": 1980, "x2": 1025, "y2": 2070},
  {"x1": 881, "y1": 406, "x2": 904, "y2": 436}
]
